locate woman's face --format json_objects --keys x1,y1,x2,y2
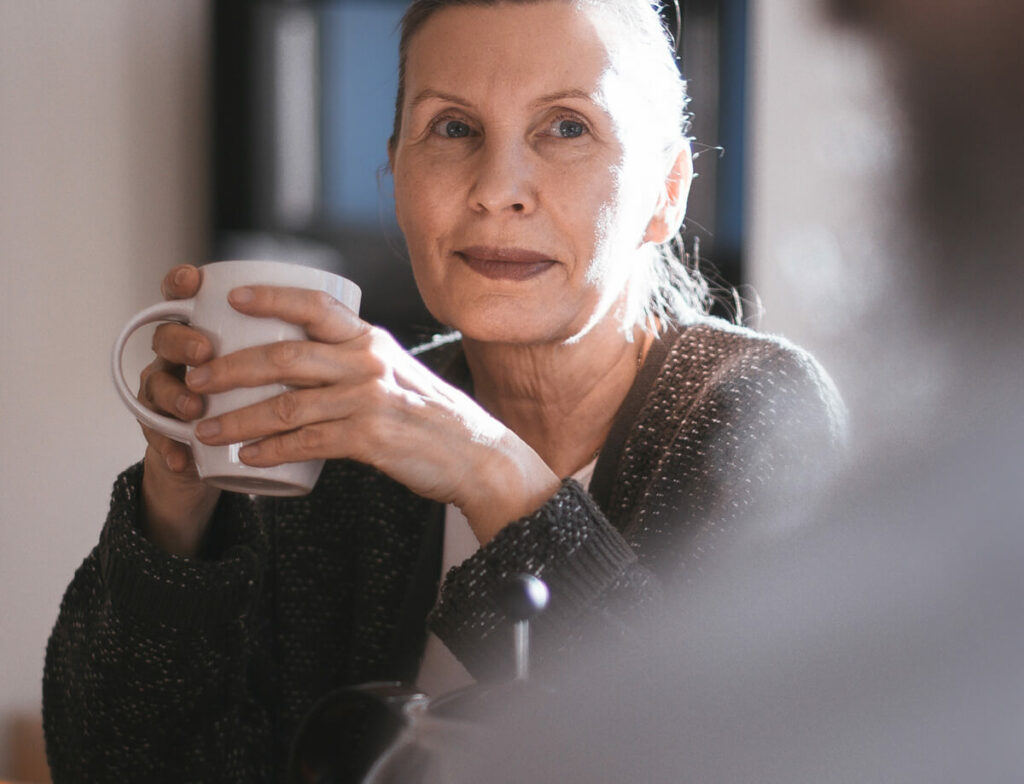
[{"x1": 390, "y1": 1, "x2": 672, "y2": 345}]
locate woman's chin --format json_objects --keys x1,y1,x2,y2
[
  {"x1": 453, "y1": 320, "x2": 560, "y2": 347},
  {"x1": 443, "y1": 312, "x2": 567, "y2": 347},
  {"x1": 451, "y1": 310, "x2": 618, "y2": 350}
]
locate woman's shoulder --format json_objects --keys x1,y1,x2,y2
[
  {"x1": 658, "y1": 315, "x2": 847, "y2": 438},
  {"x1": 665, "y1": 316, "x2": 838, "y2": 395},
  {"x1": 668, "y1": 314, "x2": 820, "y2": 366}
]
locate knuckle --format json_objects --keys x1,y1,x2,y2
[
  {"x1": 296, "y1": 425, "x2": 324, "y2": 452},
  {"x1": 309, "y1": 292, "x2": 341, "y2": 334},
  {"x1": 139, "y1": 366, "x2": 167, "y2": 407},
  {"x1": 368, "y1": 377, "x2": 392, "y2": 404},
  {"x1": 312, "y1": 290, "x2": 336, "y2": 312},
  {"x1": 157, "y1": 438, "x2": 177, "y2": 461},
  {"x1": 148, "y1": 438, "x2": 176, "y2": 469},
  {"x1": 268, "y1": 340, "x2": 304, "y2": 369},
  {"x1": 366, "y1": 326, "x2": 391, "y2": 350},
  {"x1": 151, "y1": 324, "x2": 173, "y2": 356},
  {"x1": 271, "y1": 390, "x2": 303, "y2": 426},
  {"x1": 361, "y1": 342, "x2": 391, "y2": 379},
  {"x1": 152, "y1": 323, "x2": 201, "y2": 364}
]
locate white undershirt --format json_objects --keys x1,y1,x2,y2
[{"x1": 415, "y1": 458, "x2": 598, "y2": 696}]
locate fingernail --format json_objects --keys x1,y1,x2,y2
[
  {"x1": 174, "y1": 267, "x2": 189, "y2": 287},
  {"x1": 175, "y1": 394, "x2": 192, "y2": 416},
  {"x1": 196, "y1": 419, "x2": 221, "y2": 439},
  {"x1": 187, "y1": 339, "x2": 204, "y2": 363},
  {"x1": 240, "y1": 444, "x2": 260, "y2": 460},
  {"x1": 186, "y1": 366, "x2": 210, "y2": 388},
  {"x1": 230, "y1": 287, "x2": 253, "y2": 305}
]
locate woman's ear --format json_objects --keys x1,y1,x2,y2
[{"x1": 643, "y1": 142, "x2": 693, "y2": 244}]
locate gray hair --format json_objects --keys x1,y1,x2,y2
[{"x1": 390, "y1": 0, "x2": 709, "y2": 332}]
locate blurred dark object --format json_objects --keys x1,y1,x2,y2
[
  {"x1": 288, "y1": 574, "x2": 551, "y2": 784},
  {"x1": 288, "y1": 682, "x2": 430, "y2": 784},
  {"x1": 826, "y1": 0, "x2": 1024, "y2": 318},
  {"x1": 210, "y1": 0, "x2": 750, "y2": 339}
]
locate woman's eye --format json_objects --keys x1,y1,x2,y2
[
  {"x1": 551, "y1": 118, "x2": 587, "y2": 139},
  {"x1": 432, "y1": 119, "x2": 473, "y2": 138}
]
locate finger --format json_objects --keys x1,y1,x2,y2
[
  {"x1": 143, "y1": 430, "x2": 195, "y2": 474},
  {"x1": 152, "y1": 322, "x2": 214, "y2": 366},
  {"x1": 227, "y1": 285, "x2": 367, "y2": 344},
  {"x1": 145, "y1": 364, "x2": 206, "y2": 420},
  {"x1": 237, "y1": 420, "x2": 350, "y2": 467},
  {"x1": 161, "y1": 264, "x2": 202, "y2": 301},
  {"x1": 184, "y1": 339, "x2": 384, "y2": 394},
  {"x1": 193, "y1": 384, "x2": 364, "y2": 446}
]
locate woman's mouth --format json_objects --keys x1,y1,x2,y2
[{"x1": 455, "y1": 246, "x2": 557, "y2": 281}]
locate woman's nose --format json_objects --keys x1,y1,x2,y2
[{"x1": 467, "y1": 137, "x2": 537, "y2": 215}]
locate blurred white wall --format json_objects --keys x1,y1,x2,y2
[
  {"x1": 0, "y1": 1, "x2": 208, "y2": 779},
  {"x1": 746, "y1": 1, "x2": 910, "y2": 445}
]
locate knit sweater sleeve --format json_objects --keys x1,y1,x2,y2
[
  {"x1": 42, "y1": 461, "x2": 274, "y2": 783},
  {"x1": 428, "y1": 479, "x2": 656, "y2": 679},
  {"x1": 428, "y1": 325, "x2": 846, "y2": 680}
]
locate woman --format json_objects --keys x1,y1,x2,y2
[{"x1": 44, "y1": 1, "x2": 844, "y2": 780}]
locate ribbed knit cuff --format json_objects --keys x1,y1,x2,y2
[
  {"x1": 97, "y1": 462, "x2": 266, "y2": 638},
  {"x1": 428, "y1": 479, "x2": 638, "y2": 680}
]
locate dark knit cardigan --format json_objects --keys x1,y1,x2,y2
[{"x1": 43, "y1": 319, "x2": 845, "y2": 782}]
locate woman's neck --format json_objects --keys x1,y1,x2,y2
[{"x1": 463, "y1": 320, "x2": 652, "y2": 478}]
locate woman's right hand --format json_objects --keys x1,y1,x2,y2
[{"x1": 138, "y1": 265, "x2": 222, "y2": 558}]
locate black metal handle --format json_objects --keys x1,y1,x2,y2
[{"x1": 500, "y1": 574, "x2": 549, "y2": 680}]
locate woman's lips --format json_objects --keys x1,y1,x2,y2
[{"x1": 455, "y1": 246, "x2": 557, "y2": 281}]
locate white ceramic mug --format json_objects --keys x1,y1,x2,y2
[{"x1": 112, "y1": 260, "x2": 361, "y2": 496}]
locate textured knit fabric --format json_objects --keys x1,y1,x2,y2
[
  {"x1": 416, "y1": 457, "x2": 598, "y2": 696},
  {"x1": 43, "y1": 318, "x2": 845, "y2": 783}
]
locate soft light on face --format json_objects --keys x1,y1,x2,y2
[{"x1": 389, "y1": 1, "x2": 673, "y2": 346}]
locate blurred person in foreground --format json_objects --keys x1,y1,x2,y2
[
  {"x1": 41, "y1": 1, "x2": 844, "y2": 781},
  {"x1": 427, "y1": 1, "x2": 1024, "y2": 782}
]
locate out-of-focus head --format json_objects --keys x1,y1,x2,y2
[
  {"x1": 827, "y1": 0, "x2": 1024, "y2": 66},
  {"x1": 827, "y1": 0, "x2": 1024, "y2": 142},
  {"x1": 387, "y1": 0, "x2": 700, "y2": 343},
  {"x1": 828, "y1": 0, "x2": 1024, "y2": 291}
]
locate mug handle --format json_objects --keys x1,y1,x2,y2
[{"x1": 111, "y1": 299, "x2": 196, "y2": 444}]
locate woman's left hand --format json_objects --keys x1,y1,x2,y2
[{"x1": 186, "y1": 284, "x2": 560, "y2": 543}]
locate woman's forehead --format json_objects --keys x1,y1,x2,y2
[{"x1": 402, "y1": 2, "x2": 619, "y2": 110}]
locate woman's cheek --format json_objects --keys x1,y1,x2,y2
[{"x1": 400, "y1": 159, "x2": 460, "y2": 215}]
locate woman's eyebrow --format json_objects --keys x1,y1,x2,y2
[
  {"x1": 409, "y1": 88, "x2": 473, "y2": 110},
  {"x1": 532, "y1": 88, "x2": 611, "y2": 117},
  {"x1": 410, "y1": 87, "x2": 604, "y2": 112},
  {"x1": 532, "y1": 88, "x2": 595, "y2": 107}
]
